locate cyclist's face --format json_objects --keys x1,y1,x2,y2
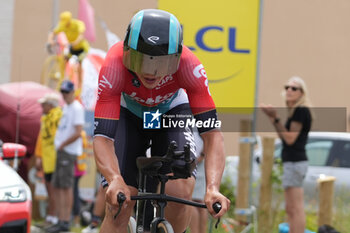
[{"x1": 137, "y1": 74, "x2": 163, "y2": 89}]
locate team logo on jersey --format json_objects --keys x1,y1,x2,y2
[
  {"x1": 192, "y1": 64, "x2": 211, "y2": 96},
  {"x1": 97, "y1": 75, "x2": 113, "y2": 100},
  {"x1": 143, "y1": 109, "x2": 162, "y2": 129},
  {"x1": 132, "y1": 77, "x2": 141, "y2": 87},
  {"x1": 155, "y1": 75, "x2": 173, "y2": 90},
  {"x1": 193, "y1": 64, "x2": 207, "y2": 78},
  {"x1": 129, "y1": 92, "x2": 175, "y2": 105},
  {"x1": 93, "y1": 121, "x2": 99, "y2": 130}
]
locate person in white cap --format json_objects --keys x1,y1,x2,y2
[
  {"x1": 34, "y1": 92, "x2": 62, "y2": 226},
  {"x1": 46, "y1": 80, "x2": 85, "y2": 233}
]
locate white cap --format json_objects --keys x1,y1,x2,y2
[{"x1": 38, "y1": 93, "x2": 60, "y2": 107}]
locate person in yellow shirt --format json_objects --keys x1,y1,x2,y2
[
  {"x1": 35, "y1": 93, "x2": 63, "y2": 225},
  {"x1": 47, "y1": 11, "x2": 90, "y2": 92},
  {"x1": 48, "y1": 11, "x2": 90, "y2": 61}
]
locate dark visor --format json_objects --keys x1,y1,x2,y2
[{"x1": 123, "y1": 48, "x2": 181, "y2": 77}]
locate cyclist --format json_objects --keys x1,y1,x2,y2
[
  {"x1": 93, "y1": 9, "x2": 230, "y2": 233},
  {"x1": 47, "y1": 11, "x2": 90, "y2": 91}
]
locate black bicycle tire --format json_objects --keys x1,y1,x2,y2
[{"x1": 156, "y1": 220, "x2": 174, "y2": 233}]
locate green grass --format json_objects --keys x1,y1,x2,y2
[
  {"x1": 33, "y1": 207, "x2": 350, "y2": 233},
  {"x1": 32, "y1": 189, "x2": 350, "y2": 233}
]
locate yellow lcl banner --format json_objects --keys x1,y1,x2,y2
[{"x1": 158, "y1": 0, "x2": 261, "y2": 112}]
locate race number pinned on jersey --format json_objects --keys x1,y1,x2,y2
[{"x1": 143, "y1": 110, "x2": 162, "y2": 129}]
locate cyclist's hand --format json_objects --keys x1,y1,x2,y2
[
  {"x1": 105, "y1": 176, "x2": 131, "y2": 210},
  {"x1": 205, "y1": 189, "x2": 230, "y2": 218}
]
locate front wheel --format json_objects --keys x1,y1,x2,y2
[{"x1": 156, "y1": 220, "x2": 174, "y2": 233}]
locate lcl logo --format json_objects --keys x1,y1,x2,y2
[{"x1": 185, "y1": 26, "x2": 250, "y2": 54}]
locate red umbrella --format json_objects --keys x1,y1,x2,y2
[{"x1": 0, "y1": 81, "x2": 63, "y2": 180}]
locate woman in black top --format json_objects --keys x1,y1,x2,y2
[{"x1": 261, "y1": 76, "x2": 312, "y2": 233}]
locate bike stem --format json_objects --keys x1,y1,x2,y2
[
  {"x1": 155, "y1": 174, "x2": 169, "y2": 218},
  {"x1": 159, "y1": 174, "x2": 168, "y2": 194}
]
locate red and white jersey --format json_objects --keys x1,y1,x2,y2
[{"x1": 94, "y1": 41, "x2": 217, "y2": 137}]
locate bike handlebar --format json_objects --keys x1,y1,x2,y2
[
  {"x1": 213, "y1": 202, "x2": 222, "y2": 214},
  {"x1": 114, "y1": 192, "x2": 127, "y2": 219},
  {"x1": 113, "y1": 142, "x2": 223, "y2": 227},
  {"x1": 117, "y1": 192, "x2": 126, "y2": 203},
  {"x1": 117, "y1": 192, "x2": 222, "y2": 212},
  {"x1": 116, "y1": 192, "x2": 222, "y2": 228}
]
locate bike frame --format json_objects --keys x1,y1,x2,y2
[
  {"x1": 132, "y1": 171, "x2": 207, "y2": 233},
  {"x1": 115, "y1": 142, "x2": 221, "y2": 233}
]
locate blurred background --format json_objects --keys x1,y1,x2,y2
[
  {"x1": 1, "y1": 0, "x2": 350, "y2": 232},
  {"x1": 1, "y1": 0, "x2": 350, "y2": 155}
]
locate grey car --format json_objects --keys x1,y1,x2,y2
[
  {"x1": 275, "y1": 132, "x2": 350, "y2": 201},
  {"x1": 222, "y1": 132, "x2": 350, "y2": 204}
]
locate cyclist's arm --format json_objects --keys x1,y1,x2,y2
[
  {"x1": 93, "y1": 42, "x2": 129, "y2": 205},
  {"x1": 94, "y1": 101, "x2": 130, "y2": 207},
  {"x1": 48, "y1": 23, "x2": 62, "y2": 44},
  {"x1": 201, "y1": 128, "x2": 230, "y2": 218},
  {"x1": 94, "y1": 76, "x2": 122, "y2": 185},
  {"x1": 93, "y1": 117, "x2": 131, "y2": 207},
  {"x1": 176, "y1": 46, "x2": 230, "y2": 216},
  {"x1": 93, "y1": 112, "x2": 120, "y2": 186},
  {"x1": 47, "y1": 31, "x2": 56, "y2": 45},
  {"x1": 71, "y1": 33, "x2": 84, "y2": 47},
  {"x1": 94, "y1": 94, "x2": 130, "y2": 207},
  {"x1": 201, "y1": 130, "x2": 225, "y2": 193},
  {"x1": 93, "y1": 136, "x2": 122, "y2": 184}
]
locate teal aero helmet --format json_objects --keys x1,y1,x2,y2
[{"x1": 123, "y1": 9, "x2": 183, "y2": 77}]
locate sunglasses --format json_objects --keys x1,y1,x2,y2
[
  {"x1": 60, "y1": 90, "x2": 71, "y2": 94},
  {"x1": 284, "y1": 85, "x2": 302, "y2": 91}
]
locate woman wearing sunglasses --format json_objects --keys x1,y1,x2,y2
[{"x1": 261, "y1": 76, "x2": 312, "y2": 233}]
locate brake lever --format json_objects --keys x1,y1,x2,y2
[
  {"x1": 213, "y1": 202, "x2": 222, "y2": 229},
  {"x1": 215, "y1": 218, "x2": 221, "y2": 229},
  {"x1": 113, "y1": 192, "x2": 126, "y2": 220},
  {"x1": 165, "y1": 141, "x2": 178, "y2": 159}
]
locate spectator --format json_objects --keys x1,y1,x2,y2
[
  {"x1": 34, "y1": 93, "x2": 62, "y2": 225},
  {"x1": 81, "y1": 184, "x2": 106, "y2": 233},
  {"x1": 261, "y1": 76, "x2": 312, "y2": 233},
  {"x1": 47, "y1": 11, "x2": 90, "y2": 92},
  {"x1": 46, "y1": 80, "x2": 85, "y2": 233},
  {"x1": 72, "y1": 130, "x2": 88, "y2": 227}
]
